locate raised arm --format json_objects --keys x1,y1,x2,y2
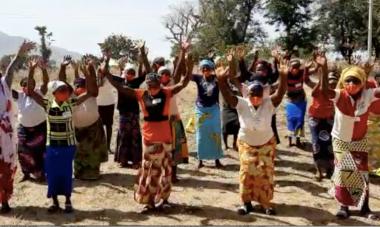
[
  {"x1": 76, "y1": 62, "x2": 99, "y2": 105},
  {"x1": 4, "y1": 41, "x2": 35, "y2": 88},
  {"x1": 304, "y1": 63, "x2": 318, "y2": 89},
  {"x1": 248, "y1": 49, "x2": 259, "y2": 72},
  {"x1": 58, "y1": 55, "x2": 72, "y2": 82},
  {"x1": 138, "y1": 41, "x2": 151, "y2": 74},
  {"x1": 38, "y1": 59, "x2": 49, "y2": 95},
  {"x1": 71, "y1": 60, "x2": 80, "y2": 79},
  {"x1": 171, "y1": 53, "x2": 193, "y2": 95},
  {"x1": 102, "y1": 60, "x2": 136, "y2": 99},
  {"x1": 173, "y1": 41, "x2": 190, "y2": 84},
  {"x1": 318, "y1": 53, "x2": 336, "y2": 99},
  {"x1": 27, "y1": 59, "x2": 45, "y2": 108},
  {"x1": 271, "y1": 59, "x2": 288, "y2": 107},
  {"x1": 217, "y1": 66, "x2": 238, "y2": 108}
]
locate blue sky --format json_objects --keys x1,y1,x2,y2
[{"x1": 0, "y1": 0, "x2": 276, "y2": 58}]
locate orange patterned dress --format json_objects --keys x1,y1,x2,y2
[{"x1": 238, "y1": 137, "x2": 276, "y2": 208}]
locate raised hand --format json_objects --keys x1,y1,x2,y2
[
  {"x1": 215, "y1": 66, "x2": 229, "y2": 79},
  {"x1": 279, "y1": 58, "x2": 290, "y2": 76},
  {"x1": 304, "y1": 59, "x2": 314, "y2": 69},
  {"x1": 236, "y1": 46, "x2": 246, "y2": 60},
  {"x1": 37, "y1": 57, "x2": 48, "y2": 70},
  {"x1": 28, "y1": 57, "x2": 39, "y2": 70},
  {"x1": 314, "y1": 51, "x2": 327, "y2": 68},
  {"x1": 62, "y1": 55, "x2": 72, "y2": 67},
  {"x1": 18, "y1": 40, "x2": 36, "y2": 56}
]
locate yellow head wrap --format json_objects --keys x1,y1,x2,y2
[{"x1": 337, "y1": 66, "x2": 367, "y2": 89}]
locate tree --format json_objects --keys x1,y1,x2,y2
[
  {"x1": 98, "y1": 34, "x2": 139, "y2": 62},
  {"x1": 265, "y1": 0, "x2": 316, "y2": 53},
  {"x1": 164, "y1": 1, "x2": 201, "y2": 44},
  {"x1": 34, "y1": 26, "x2": 53, "y2": 63},
  {"x1": 193, "y1": 0, "x2": 265, "y2": 58},
  {"x1": 314, "y1": 0, "x2": 380, "y2": 61}
]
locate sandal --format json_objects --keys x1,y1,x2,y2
[
  {"x1": 360, "y1": 210, "x2": 379, "y2": 220},
  {"x1": 47, "y1": 205, "x2": 60, "y2": 214},
  {"x1": 265, "y1": 207, "x2": 276, "y2": 215},
  {"x1": 64, "y1": 203, "x2": 73, "y2": 213},
  {"x1": 141, "y1": 204, "x2": 155, "y2": 214},
  {"x1": 237, "y1": 203, "x2": 253, "y2": 215},
  {"x1": 336, "y1": 208, "x2": 350, "y2": 219},
  {"x1": 0, "y1": 203, "x2": 11, "y2": 214}
]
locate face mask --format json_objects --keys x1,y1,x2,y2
[
  {"x1": 291, "y1": 68, "x2": 299, "y2": 75},
  {"x1": 249, "y1": 96, "x2": 263, "y2": 107},
  {"x1": 160, "y1": 75, "x2": 171, "y2": 85},
  {"x1": 22, "y1": 87, "x2": 29, "y2": 95},
  {"x1": 74, "y1": 87, "x2": 86, "y2": 96},
  {"x1": 54, "y1": 91, "x2": 70, "y2": 102},
  {"x1": 148, "y1": 87, "x2": 161, "y2": 96},
  {"x1": 344, "y1": 84, "x2": 362, "y2": 95}
]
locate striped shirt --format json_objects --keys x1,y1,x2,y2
[{"x1": 45, "y1": 98, "x2": 77, "y2": 146}]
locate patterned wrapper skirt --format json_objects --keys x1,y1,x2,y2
[
  {"x1": 285, "y1": 99, "x2": 307, "y2": 138},
  {"x1": 195, "y1": 104, "x2": 223, "y2": 160},
  {"x1": 134, "y1": 142, "x2": 172, "y2": 205},
  {"x1": 0, "y1": 160, "x2": 16, "y2": 203},
  {"x1": 308, "y1": 117, "x2": 334, "y2": 171},
  {"x1": 115, "y1": 112, "x2": 142, "y2": 166},
  {"x1": 170, "y1": 115, "x2": 189, "y2": 165},
  {"x1": 75, "y1": 118, "x2": 108, "y2": 180},
  {"x1": 368, "y1": 117, "x2": 380, "y2": 176},
  {"x1": 17, "y1": 121, "x2": 46, "y2": 179},
  {"x1": 330, "y1": 137, "x2": 369, "y2": 208},
  {"x1": 238, "y1": 138, "x2": 276, "y2": 208},
  {"x1": 45, "y1": 145, "x2": 76, "y2": 198}
]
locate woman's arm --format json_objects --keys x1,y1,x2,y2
[
  {"x1": 102, "y1": 61, "x2": 136, "y2": 99},
  {"x1": 138, "y1": 41, "x2": 151, "y2": 74},
  {"x1": 77, "y1": 62, "x2": 99, "y2": 105},
  {"x1": 38, "y1": 59, "x2": 49, "y2": 95},
  {"x1": 217, "y1": 67, "x2": 238, "y2": 108},
  {"x1": 271, "y1": 60, "x2": 288, "y2": 107},
  {"x1": 304, "y1": 66, "x2": 318, "y2": 89},
  {"x1": 318, "y1": 54, "x2": 336, "y2": 99},
  {"x1": 27, "y1": 59, "x2": 45, "y2": 108},
  {"x1": 58, "y1": 55, "x2": 71, "y2": 82},
  {"x1": 71, "y1": 60, "x2": 80, "y2": 79},
  {"x1": 171, "y1": 53, "x2": 193, "y2": 95},
  {"x1": 4, "y1": 41, "x2": 35, "y2": 88},
  {"x1": 173, "y1": 42, "x2": 190, "y2": 84}
]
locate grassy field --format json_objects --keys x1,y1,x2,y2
[{"x1": 1, "y1": 74, "x2": 380, "y2": 225}]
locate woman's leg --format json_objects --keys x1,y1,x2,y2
[
  {"x1": 47, "y1": 195, "x2": 60, "y2": 213},
  {"x1": 64, "y1": 196, "x2": 73, "y2": 213}
]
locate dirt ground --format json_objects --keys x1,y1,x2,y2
[{"x1": 1, "y1": 83, "x2": 380, "y2": 226}]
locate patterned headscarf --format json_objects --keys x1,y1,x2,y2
[{"x1": 337, "y1": 66, "x2": 367, "y2": 89}]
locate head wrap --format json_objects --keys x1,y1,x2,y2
[
  {"x1": 328, "y1": 72, "x2": 339, "y2": 82},
  {"x1": 153, "y1": 57, "x2": 165, "y2": 66},
  {"x1": 337, "y1": 66, "x2": 367, "y2": 89},
  {"x1": 145, "y1": 73, "x2": 161, "y2": 86},
  {"x1": 290, "y1": 59, "x2": 301, "y2": 68},
  {"x1": 123, "y1": 64, "x2": 136, "y2": 74},
  {"x1": 158, "y1": 66, "x2": 171, "y2": 76},
  {"x1": 48, "y1": 80, "x2": 68, "y2": 93},
  {"x1": 74, "y1": 77, "x2": 86, "y2": 88},
  {"x1": 247, "y1": 80, "x2": 264, "y2": 96},
  {"x1": 199, "y1": 59, "x2": 215, "y2": 70}
]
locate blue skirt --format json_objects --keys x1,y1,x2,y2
[
  {"x1": 195, "y1": 104, "x2": 223, "y2": 160},
  {"x1": 285, "y1": 99, "x2": 307, "y2": 134},
  {"x1": 45, "y1": 146, "x2": 76, "y2": 198}
]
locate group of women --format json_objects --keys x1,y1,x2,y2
[{"x1": 0, "y1": 40, "x2": 379, "y2": 221}]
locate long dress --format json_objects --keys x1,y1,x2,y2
[
  {"x1": 235, "y1": 96, "x2": 277, "y2": 208},
  {"x1": 113, "y1": 76, "x2": 144, "y2": 167},
  {"x1": 73, "y1": 97, "x2": 108, "y2": 180},
  {"x1": 0, "y1": 78, "x2": 16, "y2": 203},
  {"x1": 192, "y1": 74, "x2": 223, "y2": 160},
  {"x1": 134, "y1": 88, "x2": 173, "y2": 205}
]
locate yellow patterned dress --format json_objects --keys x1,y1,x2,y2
[
  {"x1": 238, "y1": 137, "x2": 276, "y2": 208},
  {"x1": 368, "y1": 115, "x2": 380, "y2": 176}
]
